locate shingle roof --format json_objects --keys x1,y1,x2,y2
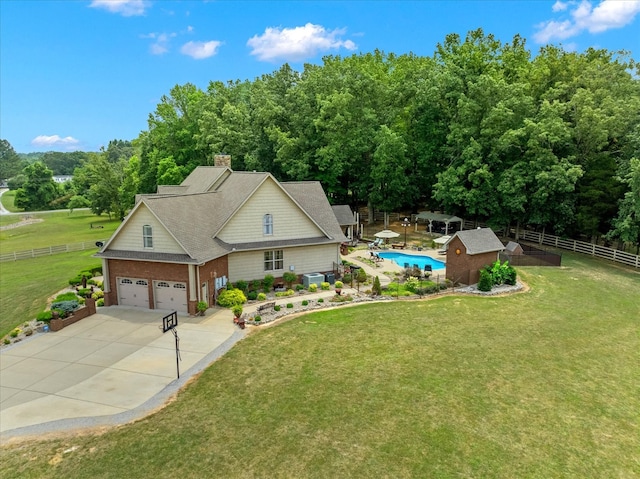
[
  {"x1": 450, "y1": 228, "x2": 505, "y2": 255},
  {"x1": 100, "y1": 169, "x2": 347, "y2": 263},
  {"x1": 331, "y1": 205, "x2": 355, "y2": 226}
]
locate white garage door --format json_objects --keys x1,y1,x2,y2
[
  {"x1": 118, "y1": 278, "x2": 149, "y2": 308},
  {"x1": 154, "y1": 281, "x2": 188, "y2": 313}
]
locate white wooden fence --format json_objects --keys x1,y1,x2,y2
[
  {"x1": 461, "y1": 220, "x2": 639, "y2": 268},
  {"x1": 0, "y1": 240, "x2": 106, "y2": 262}
]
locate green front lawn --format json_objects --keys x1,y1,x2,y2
[{"x1": 1, "y1": 254, "x2": 638, "y2": 478}]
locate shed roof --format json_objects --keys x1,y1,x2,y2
[
  {"x1": 416, "y1": 211, "x2": 463, "y2": 223},
  {"x1": 448, "y1": 228, "x2": 504, "y2": 255}
]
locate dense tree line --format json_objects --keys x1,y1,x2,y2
[{"x1": 3, "y1": 30, "x2": 639, "y2": 250}]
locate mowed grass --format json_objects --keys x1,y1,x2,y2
[
  {"x1": 0, "y1": 211, "x2": 119, "y2": 337},
  {"x1": 0, "y1": 210, "x2": 120, "y2": 251},
  {"x1": 1, "y1": 254, "x2": 638, "y2": 478}
]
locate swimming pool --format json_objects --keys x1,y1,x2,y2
[{"x1": 377, "y1": 251, "x2": 446, "y2": 270}]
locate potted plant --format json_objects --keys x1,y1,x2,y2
[
  {"x1": 334, "y1": 280, "x2": 344, "y2": 295},
  {"x1": 232, "y1": 305, "x2": 245, "y2": 329},
  {"x1": 196, "y1": 301, "x2": 208, "y2": 316}
]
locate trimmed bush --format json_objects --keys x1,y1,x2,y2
[
  {"x1": 257, "y1": 292, "x2": 267, "y2": 301},
  {"x1": 36, "y1": 310, "x2": 53, "y2": 322},
  {"x1": 252, "y1": 280, "x2": 262, "y2": 291},
  {"x1": 217, "y1": 289, "x2": 247, "y2": 308},
  {"x1": 97, "y1": 298, "x2": 105, "y2": 307},
  {"x1": 318, "y1": 298, "x2": 324, "y2": 303},
  {"x1": 253, "y1": 315, "x2": 261, "y2": 322},
  {"x1": 308, "y1": 283, "x2": 318, "y2": 292},
  {"x1": 247, "y1": 291, "x2": 258, "y2": 301},
  {"x1": 478, "y1": 269, "x2": 493, "y2": 292},
  {"x1": 77, "y1": 288, "x2": 92, "y2": 297},
  {"x1": 262, "y1": 274, "x2": 275, "y2": 293},
  {"x1": 232, "y1": 305, "x2": 243, "y2": 317},
  {"x1": 372, "y1": 276, "x2": 382, "y2": 296},
  {"x1": 274, "y1": 305, "x2": 281, "y2": 311},
  {"x1": 50, "y1": 300, "x2": 80, "y2": 314},
  {"x1": 404, "y1": 276, "x2": 420, "y2": 293},
  {"x1": 283, "y1": 271, "x2": 297, "y2": 288},
  {"x1": 235, "y1": 280, "x2": 248, "y2": 292},
  {"x1": 295, "y1": 284, "x2": 304, "y2": 291},
  {"x1": 320, "y1": 282, "x2": 330, "y2": 291},
  {"x1": 334, "y1": 281, "x2": 344, "y2": 289},
  {"x1": 302, "y1": 300, "x2": 309, "y2": 306},
  {"x1": 286, "y1": 303, "x2": 294, "y2": 309},
  {"x1": 55, "y1": 292, "x2": 80, "y2": 302},
  {"x1": 92, "y1": 290, "x2": 104, "y2": 300}
]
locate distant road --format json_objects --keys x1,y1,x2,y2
[{"x1": 0, "y1": 188, "x2": 10, "y2": 215}]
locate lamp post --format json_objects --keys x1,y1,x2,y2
[{"x1": 402, "y1": 217, "x2": 411, "y2": 246}]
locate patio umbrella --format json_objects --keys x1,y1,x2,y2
[
  {"x1": 374, "y1": 230, "x2": 400, "y2": 240},
  {"x1": 433, "y1": 235, "x2": 451, "y2": 245}
]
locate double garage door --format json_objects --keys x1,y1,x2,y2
[{"x1": 117, "y1": 277, "x2": 188, "y2": 313}]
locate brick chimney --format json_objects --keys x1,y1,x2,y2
[{"x1": 214, "y1": 154, "x2": 231, "y2": 168}]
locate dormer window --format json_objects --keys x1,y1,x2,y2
[
  {"x1": 143, "y1": 224, "x2": 153, "y2": 248},
  {"x1": 263, "y1": 214, "x2": 273, "y2": 235}
]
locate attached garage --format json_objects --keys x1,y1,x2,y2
[
  {"x1": 117, "y1": 278, "x2": 150, "y2": 309},
  {"x1": 154, "y1": 281, "x2": 188, "y2": 313}
]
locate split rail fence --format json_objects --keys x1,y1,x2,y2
[{"x1": 0, "y1": 240, "x2": 106, "y2": 263}]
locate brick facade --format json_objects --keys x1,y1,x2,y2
[
  {"x1": 445, "y1": 236, "x2": 500, "y2": 285},
  {"x1": 104, "y1": 256, "x2": 229, "y2": 315}
]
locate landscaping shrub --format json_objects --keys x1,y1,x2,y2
[
  {"x1": 252, "y1": 280, "x2": 262, "y2": 291},
  {"x1": 92, "y1": 290, "x2": 104, "y2": 300},
  {"x1": 262, "y1": 274, "x2": 275, "y2": 292},
  {"x1": 10, "y1": 328, "x2": 20, "y2": 338},
  {"x1": 97, "y1": 298, "x2": 104, "y2": 307},
  {"x1": 257, "y1": 292, "x2": 267, "y2": 301},
  {"x1": 295, "y1": 284, "x2": 304, "y2": 291},
  {"x1": 309, "y1": 283, "x2": 318, "y2": 292},
  {"x1": 286, "y1": 303, "x2": 293, "y2": 309},
  {"x1": 253, "y1": 315, "x2": 261, "y2": 322},
  {"x1": 320, "y1": 282, "x2": 330, "y2": 290},
  {"x1": 283, "y1": 271, "x2": 297, "y2": 288},
  {"x1": 247, "y1": 291, "x2": 258, "y2": 301},
  {"x1": 55, "y1": 292, "x2": 80, "y2": 302},
  {"x1": 404, "y1": 276, "x2": 420, "y2": 293},
  {"x1": 274, "y1": 305, "x2": 281, "y2": 311},
  {"x1": 318, "y1": 298, "x2": 324, "y2": 303},
  {"x1": 482, "y1": 260, "x2": 517, "y2": 286},
  {"x1": 330, "y1": 294, "x2": 353, "y2": 303},
  {"x1": 235, "y1": 280, "x2": 248, "y2": 292},
  {"x1": 77, "y1": 288, "x2": 92, "y2": 297},
  {"x1": 69, "y1": 276, "x2": 83, "y2": 286},
  {"x1": 342, "y1": 273, "x2": 352, "y2": 285},
  {"x1": 275, "y1": 290, "x2": 295, "y2": 297},
  {"x1": 302, "y1": 300, "x2": 309, "y2": 306},
  {"x1": 232, "y1": 305, "x2": 243, "y2": 317},
  {"x1": 478, "y1": 269, "x2": 493, "y2": 292},
  {"x1": 36, "y1": 311, "x2": 53, "y2": 322},
  {"x1": 50, "y1": 300, "x2": 80, "y2": 315},
  {"x1": 216, "y1": 289, "x2": 247, "y2": 308},
  {"x1": 372, "y1": 276, "x2": 382, "y2": 296}
]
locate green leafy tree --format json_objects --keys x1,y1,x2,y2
[
  {"x1": 0, "y1": 139, "x2": 25, "y2": 179},
  {"x1": 14, "y1": 162, "x2": 60, "y2": 210},
  {"x1": 608, "y1": 158, "x2": 640, "y2": 253},
  {"x1": 67, "y1": 195, "x2": 91, "y2": 213}
]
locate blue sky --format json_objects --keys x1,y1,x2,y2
[{"x1": 1, "y1": 0, "x2": 639, "y2": 153}]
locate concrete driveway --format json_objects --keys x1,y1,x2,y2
[{"x1": 0, "y1": 306, "x2": 243, "y2": 442}]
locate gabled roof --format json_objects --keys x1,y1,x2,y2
[
  {"x1": 98, "y1": 168, "x2": 347, "y2": 264},
  {"x1": 331, "y1": 205, "x2": 355, "y2": 226},
  {"x1": 416, "y1": 211, "x2": 463, "y2": 223},
  {"x1": 448, "y1": 228, "x2": 504, "y2": 255}
]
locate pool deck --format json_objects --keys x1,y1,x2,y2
[{"x1": 344, "y1": 246, "x2": 448, "y2": 283}]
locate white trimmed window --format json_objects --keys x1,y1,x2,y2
[
  {"x1": 263, "y1": 214, "x2": 273, "y2": 235},
  {"x1": 264, "y1": 250, "x2": 283, "y2": 271},
  {"x1": 143, "y1": 225, "x2": 153, "y2": 248}
]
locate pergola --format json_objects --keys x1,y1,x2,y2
[{"x1": 415, "y1": 212, "x2": 464, "y2": 235}]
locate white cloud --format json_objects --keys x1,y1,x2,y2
[
  {"x1": 534, "y1": 0, "x2": 640, "y2": 43},
  {"x1": 552, "y1": 1, "x2": 570, "y2": 12},
  {"x1": 89, "y1": 0, "x2": 150, "y2": 17},
  {"x1": 180, "y1": 40, "x2": 222, "y2": 59},
  {"x1": 247, "y1": 23, "x2": 358, "y2": 62},
  {"x1": 31, "y1": 135, "x2": 80, "y2": 151}
]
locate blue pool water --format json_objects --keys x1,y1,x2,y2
[{"x1": 377, "y1": 252, "x2": 446, "y2": 270}]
